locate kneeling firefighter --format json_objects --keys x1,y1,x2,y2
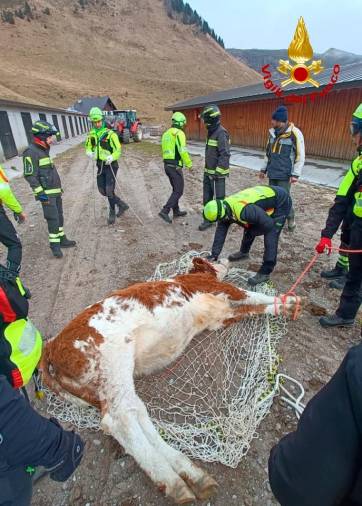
[
  {"x1": 0, "y1": 278, "x2": 85, "y2": 506},
  {"x1": 86, "y1": 107, "x2": 129, "y2": 225},
  {"x1": 23, "y1": 121, "x2": 76, "y2": 259},
  {"x1": 204, "y1": 185, "x2": 292, "y2": 286},
  {"x1": 0, "y1": 165, "x2": 27, "y2": 285}
]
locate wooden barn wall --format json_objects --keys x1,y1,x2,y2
[{"x1": 183, "y1": 87, "x2": 362, "y2": 160}]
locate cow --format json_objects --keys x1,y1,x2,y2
[{"x1": 41, "y1": 258, "x2": 300, "y2": 504}]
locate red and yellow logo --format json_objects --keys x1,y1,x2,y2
[
  {"x1": 261, "y1": 17, "x2": 340, "y2": 104},
  {"x1": 277, "y1": 17, "x2": 324, "y2": 87}
]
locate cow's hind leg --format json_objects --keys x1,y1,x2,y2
[
  {"x1": 134, "y1": 396, "x2": 218, "y2": 500},
  {"x1": 99, "y1": 334, "x2": 196, "y2": 504}
]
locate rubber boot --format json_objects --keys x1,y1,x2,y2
[
  {"x1": 108, "y1": 209, "x2": 116, "y2": 225},
  {"x1": 228, "y1": 251, "x2": 250, "y2": 262},
  {"x1": 247, "y1": 272, "x2": 270, "y2": 286},
  {"x1": 116, "y1": 201, "x2": 129, "y2": 217},
  {"x1": 60, "y1": 236, "x2": 77, "y2": 248},
  {"x1": 198, "y1": 221, "x2": 213, "y2": 231},
  {"x1": 329, "y1": 276, "x2": 347, "y2": 290},
  {"x1": 50, "y1": 244, "x2": 63, "y2": 258},
  {"x1": 321, "y1": 263, "x2": 347, "y2": 280},
  {"x1": 319, "y1": 314, "x2": 354, "y2": 328},
  {"x1": 159, "y1": 210, "x2": 172, "y2": 224},
  {"x1": 173, "y1": 209, "x2": 187, "y2": 218}
]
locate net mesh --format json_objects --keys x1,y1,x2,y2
[{"x1": 45, "y1": 251, "x2": 287, "y2": 468}]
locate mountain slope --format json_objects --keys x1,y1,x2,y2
[
  {"x1": 0, "y1": 0, "x2": 259, "y2": 122},
  {"x1": 228, "y1": 47, "x2": 362, "y2": 73}
]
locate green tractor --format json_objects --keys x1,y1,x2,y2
[{"x1": 105, "y1": 110, "x2": 142, "y2": 144}]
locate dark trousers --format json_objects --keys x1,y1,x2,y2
[
  {"x1": 240, "y1": 194, "x2": 292, "y2": 274},
  {"x1": 0, "y1": 207, "x2": 22, "y2": 272},
  {"x1": 269, "y1": 344, "x2": 362, "y2": 506},
  {"x1": 97, "y1": 162, "x2": 127, "y2": 211},
  {"x1": 41, "y1": 195, "x2": 63, "y2": 246},
  {"x1": 0, "y1": 467, "x2": 32, "y2": 506},
  {"x1": 203, "y1": 174, "x2": 226, "y2": 205},
  {"x1": 162, "y1": 163, "x2": 184, "y2": 213},
  {"x1": 336, "y1": 225, "x2": 362, "y2": 320},
  {"x1": 269, "y1": 178, "x2": 294, "y2": 220}
]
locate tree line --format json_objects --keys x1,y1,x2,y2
[{"x1": 165, "y1": 0, "x2": 225, "y2": 48}]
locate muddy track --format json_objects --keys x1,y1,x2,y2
[{"x1": 4, "y1": 141, "x2": 360, "y2": 506}]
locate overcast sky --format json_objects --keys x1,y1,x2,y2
[{"x1": 189, "y1": 0, "x2": 361, "y2": 54}]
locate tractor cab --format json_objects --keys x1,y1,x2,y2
[{"x1": 110, "y1": 109, "x2": 142, "y2": 144}]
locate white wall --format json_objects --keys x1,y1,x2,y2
[{"x1": 0, "y1": 105, "x2": 88, "y2": 163}]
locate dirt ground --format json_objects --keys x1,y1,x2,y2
[{"x1": 5, "y1": 140, "x2": 361, "y2": 506}]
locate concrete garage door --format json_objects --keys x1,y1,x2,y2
[{"x1": 0, "y1": 111, "x2": 18, "y2": 159}]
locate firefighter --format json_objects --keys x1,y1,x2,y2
[
  {"x1": 316, "y1": 103, "x2": 362, "y2": 328},
  {"x1": 23, "y1": 121, "x2": 76, "y2": 259},
  {"x1": 0, "y1": 278, "x2": 85, "y2": 506},
  {"x1": 259, "y1": 105, "x2": 305, "y2": 231},
  {"x1": 159, "y1": 112, "x2": 192, "y2": 224},
  {"x1": 269, "y1": 343, "x2": 362, "y2": 506},
  {"x1": 0, "y1": 165, "x2": 26, "y2": 282},
  {"x1": 85, "y1": 107, "x2": 129, "y2": 225},
  {"x1": 204, "y1": 185, "x2": 291, "y2": 286},
  {"x1": 198, "y1": 105, "x2": 231, "y2": 231},
  {"x1": 320, "y1": 220, "x2": 351, "y2": 290}
]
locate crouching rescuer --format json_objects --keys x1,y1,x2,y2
[
  {"x1": 204, "y1": 185, "x2": 292, "y2": 286},
  {"x1": 0, "y1": 278, "x2": 85, "y2": 506},
  {"x1": 159, "y1": 112, "x2": 192, "y2": 224},
  {"x1": 23, "y1": 121, "x2": 76, "y2": 258},
  {"x1": 86, "y1": 107, "x2": 129, "y2": 225}
]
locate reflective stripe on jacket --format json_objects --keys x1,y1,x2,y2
[
  {"x1": 0, "y1": 167, "x2": 22, "y2": 213},
  {"x1": 224, "y1": 185, "x2": 276, "y2": 225},
  {"x1": 161, "y1": 127, "x2": 192, "y2": 168},
  {"x1": 205, "y1": 125, "x2": 230, "y2": 177},
  {"x1": 85, "y1": 127, "x2": 121, "y2": 162},
  {"x1": 23, "y1": 143, "x2": 62, "y2": 196},
  {"x1": 322, "y1": 151, "x2": 362, "y2": 238}
]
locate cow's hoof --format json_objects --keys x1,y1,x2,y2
[
  {"x1": 188, "y1": 474, "x2": 219, "y2": 500},
  {"x1": 169, "y1": 482, "x2": 196, "y2": 504}
]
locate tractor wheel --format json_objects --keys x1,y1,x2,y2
[
  {"x1": 133, "y1": 127, "x2": 143, "y2": 142},
  {"x1": 121, "y1": 128, "x2": 130, "y2": 144}
]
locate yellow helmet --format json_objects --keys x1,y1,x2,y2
[{"x1": 203, "y1": 199, "x2": 226, "y2": 222}]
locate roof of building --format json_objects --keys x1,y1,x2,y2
[
  {"x1": 166, "y1": 62, "x2": 362, "y2": 111},
  {"x1": 71, "y1": 96, "x2": 117, "y2": 114},
  {"x1": 0, "y1": 98, "x2": 86, "y2": 115}
]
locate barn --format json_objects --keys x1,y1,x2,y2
[
  {"x1": 166, "y1": 62, "x2": 362, "y2": 161},
  {"x1": 0, "y1": 98, "x2": 89, "y2": 164}
]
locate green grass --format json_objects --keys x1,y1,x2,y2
[{"x1": 123, "y1": 140, "x2": 160, "y2": 157}]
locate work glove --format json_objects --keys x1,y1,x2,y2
[
  {"x1": 105, "y1": 155, "x2": 114, "y2": 165},
  {"x1": 46, "y1": 418, "x2": 85, "y2": 482},
  {"x1": 14, "y1": 212, "x2": 26, "y2": 224},
  {"x1": 315, "y1": 237, "x2": 332, "y2": 255},
  {"x1": 206, "y1": 254, "x2": 218, "y2": 262},
  {"x1": 86, "y1": 151, "x2": 95, "y2": 160},
  {"x1": 36, "y1": 192, "x2": 49, "y2": 204}
]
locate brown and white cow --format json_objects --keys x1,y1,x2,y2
[{"x1": 41, "y1": 258, "x2": 300, "y2": 504}]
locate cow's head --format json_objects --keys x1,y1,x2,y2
[{"x1": 189, "y1": 257, "x2": 229, "y2": 280}]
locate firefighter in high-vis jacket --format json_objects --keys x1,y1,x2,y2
[
  {"x1": 198, "y1": 104, "x2": 231, "y2": 231},
  {"x1": 159, "y1": 112, "x2": 192, "y2": 224},
  {"x1": 203, "y1": 185, "x2": 292, "y2": 286},
  {"x1": 0, "y1": 166, "x2": 26, "y2": 282},
  {"x1": 316, "y1": 103, "x2": 362, "y2": 328},
  {"x1": 85, "y1": 107, "x2": 129, "y2": 225},
  {"x1": 0, "y1": 278, "x2": 85, "y2": 506},
  {"x1": 23, "y1": 121, "x2": 76, "y2": 258}
]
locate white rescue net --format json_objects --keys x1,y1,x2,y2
[{"x1": 45, "y1": 251, "x2": 287, "y2": 467}]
